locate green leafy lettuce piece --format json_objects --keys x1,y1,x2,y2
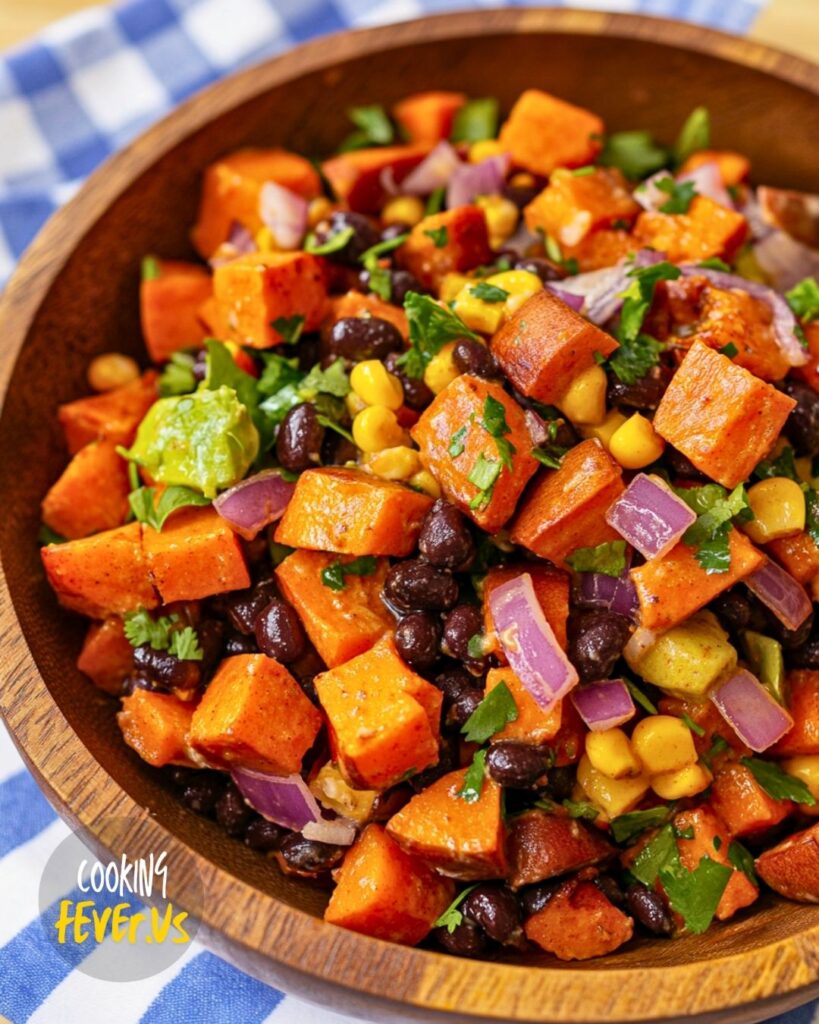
[
  {"x1": 398, "y1": 292, "x2": 479, "y2": 379},
  {"x1": 451, "y1": 98, "x2": 499, "y2": 143},
  {"x1": 461, "y1": 680, "x2": 518, "y2": 744},
  {"x1": 566, "y1": 540, "x2": 627, "y2": 577}
]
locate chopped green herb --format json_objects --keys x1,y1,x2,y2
[
  {"x1": 359, "y1": 235, "x2": 407, "y2": 302},
  {"x1": 631, "y1": 824, "x2": 678, "y2": 885},
  {"x1": 740, "y1": 757, "x2": 817, "y2": 806},
  {"x1": 467, "y1": 633, "x2": 486, "y2": 659},
  {"x1": 599, "y1": 130, "x2": 669, "y2": 180},
  {"x1": 339, "y1": 105, "x2": 394, "y2": 151},
  {"x1": 701, "y1": 734, "x2": 730, "y2": 770},
  {"x1": 433, "y1": 886, "x2": 479, "y2": 933},
  {"x1": 699, "y1": 257, "x2": 731, "y2": 272},
  {"x1": 468, "y1": 453, "x2": 501, "y2": 510},
  {"x1": 426, "y1": 187, "x2": 445, "y2": 216},
  {"x1": 257, "y1": 352, "x2": 302, "y2": 398},
  {"x1": 531, "y1": 446, "x2": 565, "y2": 469},
  {"x1": 269, "y1": 539, "x2": 295, "y2": 566},
  {"x1": 728, "y1": 841, "x2": 758, "y2": 885},
  {"x1": 566, "y1": 540, "x2": 627, "y2": 577},
  {"x1": 754, "y1": 444, "x2": 799, "y2": 482},
  {"x1": 158, "y1": 351, "x2": 197, "y2": 397},
  {"x1": 608, "y1": 333, "x2": 665, "y2": 386},
  {"x1": 660, "y1": 854, "x2": 730, "y2": 934},
  {"x1": 141, "y1": 255, "x2": 161, "y2": 281},
  {"x1": 398, "y1": 292, "x2": 479, "y2": 379},
  {"x1": 625, "y1": 678, "x2": 658, "y2": 715},
  {"x1": 168, "y1": 626, "x2": 204, "y2": 661},
  {"x1": 618, "y1": 261, "x2": 681, "y2": 346},
  {"x1": 451, "y1": 97, "x2": 499, "y2": 143},
  {"x1": 449, "y1": 424, "x2": 469, "y2": 457},
  {"x1": 479, "y1": 394, "x2": 516, "y2": 470},
  {"x1": 470, "y1": 282, "x2": 509, "y2": 303},
  {"x1": 720, "y1": 342, "x2": 739, "y2": 358},
  {"x1": 128, "y1": 484, "x2": 211, "y2": 532},
  {"x1": 655, "y1": 176, "x2": 697, "y2": 214},
  {"x1": 676, "y1": 482, "x2": 753, "y2": 574},
  {"x1": 712, "y1": 835, "x2": 723, "y2": 852},
  {"x1": 305, "y1": 226, "x2": 355, "y2": 255},
  {"x1": 461, "y1": 680, "x2": 518, "y2": 744},
  {"x1": 271, "y1": 315, "x2": 305, "y2": 346},
  {"x1": 571, "y1": 165, "x2": 596, "y2": 176},
  {"x1": 805, "y1": 486, "x2": 819, "y2": 548},
  {"x1": 123, "y1": 609, "x2": 204, "y2": 661},
  {"x1": 611, "y1": 805, "x2": 674, "y2": 844},
  {"x1": 681, "y1": 713, "x2": 706, "y2": 737},
  {"x1": 673, "y1": 106, "x2": 710, "y2": 166},
  {"x1": 459, "y1": 748, "x2": 488, "y2": 803},
  {"x1": 424, "y1": 226, "x2": 448, "y2": 248},
  {"x1": 786, "y1": 277, "x2": 819, "y2": 322},
  {"x1": 38, "y1": 525, "x2": 67, "y2": 546},
  {"x1": 320, "y1": 555, "x2": 379, "y2": 592},
  {"x1": 562, "y1": 799, "x2": 599, "y2": 822}
]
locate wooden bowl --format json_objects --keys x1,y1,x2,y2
[{"x1": 1, "y1": 9, "x2": 819, "y2": 1022}]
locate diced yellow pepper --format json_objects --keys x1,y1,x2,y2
[
  {"x1": 576, "y1": 754, "x2": 650, "y2": 818},
  {"x1": 423, "y1": 340, "x2": 461, "y2": 394},
  {"x1": 742, "y1": 477, "x2": 806, "y2": 544},
  {"x1": 484, "y1": 269, "x2": 542, "y2": 316},
  {"x1": 632, "y1": 715, "x2": 698, "y2": 775},
  {"x1": 439, "y1": 272, "x2": 472, "y2": 303},
  {"x1": 585, "y1": 728, "x2": 642, "y2": 780},
  {"x1": 651, "y1": 762, "x2": 712, "y2": 800}
]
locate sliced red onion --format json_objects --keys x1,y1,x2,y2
[
  {"x1": 545, "y1": 285, "x2": 584, "y2": 312},
  {"x1": 624, "y1": 626, "x2": 658, "y2": 663},
  {"x1": 214, "y1": 468, "x2": 295, "y2": 541},
  {"x1": 745, "y1": 558, "x2": 813, "y2": 632},
  {"x1": 258, "y1": 181, "x2": 308, "y2": 250},
  {"x1": 555, "y1": 250, "x2": 663, "y2": 325},
  {"x1": 446, "y1": 153, "x2": 510, "y2": 210},
  {"x1": 399, "y1": 141, "x2": 461, "y2": 196},
  {"x1": 633, "y1": 170, "x2": 672, "y2": 212},
  {"x1": 678, "y1": 162, "x2": 734, "y2": 209},
  {"x1": 606, "y1": 473, "x2": 696, "y2": 561},
  {"x1": 489, "y1": 572, "x2": 579, "y2": 711},
  {"x1": 679, "y1": 265, "x2": 809, "y2": 368},
  {"x1": 208, "y1": 221, "x2": 255, "y2": 267},
  {"x1": 754, "y1": 229, "x2": 819, "y2": 292},
  {"x1": 710, "y1": 669, "x2": 793, "y2": 752},
  {"x1": 576, "y1": 568, "x2": 639, "y2": 621},
  {"x1": 740, "y1": 192, "x2": 774, "y2": 242},
  {"x1": 571, "y1": 679, "x2": 636, "y2": 732}
]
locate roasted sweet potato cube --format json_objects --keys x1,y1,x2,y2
[
  {"x1": 710, "y1": 763, "x2": 791, "y2": 838},
  {"x1": 524, "y1": 878, "x2": 633, "y2": 960},
  {"x1": 633, "y1": 196, "x2": 748, "y2": 263},
  {"x1": 524, "y1": 167, "x2": 639, "y2": 247},
  {"x1": 140, "y1": 260, "x2": 212, "y2": 363},
  {"x1": 275, "y1": 549, "x2": 393, "y2": 668},
  {"x1": 118, "y1": 689, "x2": 195, "y2": 768},
  {"x1": 77, "y1": 617, "x2": 134, "y2": 695},
  {"x1": 498, "y1": 89, "x2": 603, "y2": 176},
  {"x1": 325, "y1": 290, "x2": 409, "y2": 341},
  {"x1": 510, "y1": 439, "x2": 624, "y2": 568},
  {"x1": 485, "y1": 669, "x2": 563, "y2": 749},
  {"x1": 392, "y1": 91, "x2": 466, "y2": 144},
  {"x1": 325, "y1": 824, "x2": 455, "y2": 944},
  {"x1": 315, "y1": 637, "x2": 441, "y2": 790},
  {"x1": 275, "y1": 467, "x2": 432, "y2": 557},
  {"x1": 509, "y1": 810, "x2": 615, "y2": 889},
  {"x1": 322, "y1": 144, "x2": 430, "y2": 213},
  {"x1": 562, "y1": 228, "x2": 636, "y2": 272},
  {"x1": 482, "y1": 564, "x2": 570, "y2": 656},
  {"x1": 674, "y1": 807, "x2": 758, "y2": 922},
  {"x1": 211, "y1": 251, "x2": 328, "y2": 348},
  {"x1": 41, "y1": 522, "x2": 158, "y2": 618},
  {"x1": 772, "y1": 671, "x2": 819, "y2": 756},
  {"x1": 792, "y1": 322, "x2": 819, "y2": 394},
  {"x1": 387, "y1": 767, "x2": 507, "y2": 880},
  {"x1": 755, "y1": 822, "x2": 819, "y2": 902},
  {"x1": 551, "y1": 699, "x2": 587, "y2": 767},
  {"x1": 491, "y1": 289, "x2": 619, "y2": 404},
  {"x1": 189, "y1": 654, "x2": 322, "y2": 772},
  {"x1": 679, "y1": 150, "x2": 751, "y2": 186},
  {"x1": 768, "y1": 532, "x2": 819, "y2": 584},
  {"x1": 411, "y1": 375, "x2": 538, "y2": 533},
  {"x1": 630, "y1": 529, "x2": 763, "y2": 633},
  {"x1": 41, "y1": 440, "x2": 131, "y2": 540},
  {"x1": 653, "y1": 341, "x2": 796, "y2": 488},
  {"x1": 142, "y1": 506, "x2": 249, "y2": 604},
  {"x1": 58, "y1": 371, "x2": 158, "y2": 455},
  {"x1": 191, "y1": 147, "x2": 321, "y2": 258},
  {"x1": 397, "y1": 206, "x2": 491, "y2": 292}
]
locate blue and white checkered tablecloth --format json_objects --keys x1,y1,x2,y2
[{"x1": 1, "y1": 0, "x2": 817, "y2": 1022}]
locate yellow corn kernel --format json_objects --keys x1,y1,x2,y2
[
  {"x1": 581, "y1": 410, "x2": 628, "y2": 452},
  {"x1": 632, "y1": 715, "x2": 698, "y2": 775},
  {"x1": 382, "y1": 195, "x2": 425, "y2": 227},
  {"x1": 350, "y1": 359, "x2": 404, "y2": 410},
  {"x1": 310, "y1": 763, "x2": 376, "y2": 823},
  {"x1": 87, "y1": 352, "x2": 140, "y2": 393},
  {"x1": 651, "y1": 762, "x2": 712, "y2": 800},
  {"x1": 307, "y1": 196, "x2": 334, "y2": 228},
  {"x1": 510, "y1": 172, "x2": 536, "y2": 189},
  {"x1": 609, "y1": 413, "x2": 665, "y2": 469},
  {"x1": 781, "y1": 755, "x2": 819, "y2": 800},
  {"x1": 556, "y1": 364, "x2": 608, "y2": 426},
  {"x1": 367, "y1": 445, "x2": 422, "y2": 481},
  {"x1": 585, "y1": 729, "x2": 642, "y2": 780},
  {"x1": 577, "y1": 754, "x2": 650, "y2": 818},
  {"x1": 742, "y1": 477, "x2": 806, "y2": 544},
  {"x1": 475, "y1": 194, "x2": 519, "y2": 248},
  {"x1": 345, "y1": 391, "x2": 368, "y2": 418},
  {"x1": 424, "y1": 340, "x2": 461, "y2": 394},
  {"x1": 485, "y1": 268, "x2": 542, "y2": 316},
  {"x1": 254, "y1": 225, "x2": 276, "y2": 251},
  {"x1": 409, "y1": 469, "x2": 441, "y2": 498},
  {"x1": 352, "y1": 405, "x2": 405, "y2": 453},
  {"x1": 439, "y1": 272, "x2": 472, "y2": 303},
  {"x1": 468, "y1": 139, "x2": 506, "y2": 164},
  {"x1": 452, "y1": 286, "x2": 505, "y2": 335}
]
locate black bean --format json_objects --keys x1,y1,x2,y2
[
  {"x1": 167, "y1": 766, "x2": 199, "y2": 788},
  {"x1": 607, "y1": 364, "x2": 671, "y2": 411},
  {"x1": 787, "y1": 634, "x2": 819, "y2": 669},
  {"x1": 390, "y1": 269, "x2": 423, "y2": 306},
  {"x1": 220, "y1": 579, "x2": 278, "y2": 635},
  {"x1": 434, "y1": 667, "x2": 475, "y2": 704},
  {"x1": 461, "y1": 884, "x2": 525, "y2": 947},
  {"x1": 383, "y1": 558, "x2": 459, "y2": 613},
  {"x1": 433, "y1": 918, "x2": 487, "y2": 957},
  {"x1": 224, "y1": 632, "x2": 259, "y2": 656},
  {"x1": 278, "y1": 834, "x2": 345, "y2": 875},
  {"x1": 370, "y1": 784, "x2": 414, "y2": 821},
  {"x1": 549, "y1": 418, "x2": 580, "y2": 451},
  {"x1": 626, "y1": 882, "x2": 672, "y2": 936},
  {"x1": 711, "y1": 589, "x2": 753, "y2": 634},
  {"x1": 254, "y1": 598, "x2": 307, "y2": 663},
  {"x1": 296, "y1": 674, "x2": 320, "y2": 706},
  {"x1": 665, "y1": 445, "x2": 707, "y2": 481},
  {"x1": 133, "y1": 645, "x2": 201, "y2": 693},
  {"x1": 198, "y1": 619, "x2": 226, "y2": 677},
  {"x1": 384, "y1": 352, "x2": 433, "y2": 410},
  {"x1": 595, "y1": 874, "x2": 626, "y2": 908},
  {"x1": 321, "y1": 431, "x2": 358, "y2": 467},
  {"x1": 568, "y1": 610, "x2": 632, "y2": 683},
  {"x1": 329, "y1": 316, "x2": 403, "y2": 362},
  {"x1": 452, "y1": 339, "x2": 499, "y2": 379},
  {"x1": 395, "y1": 612, "x2": 441, "y2": 671},
  {"x1": 543, "y1": 765, "x2": 575, "y2": 802},
  {"x1": 442, "y1": 604, "x2": 483, "y2": 661},
  {"x1": 771, "y1": 609, "x2": 814, "y2": 650},
  {"x1": 445, "y1": 686, "x2": 484, "y2": 730},
  {"x1": 180, "y1": 773, "x2": 225, "y2": 816},
  {"x1": 782, "y1": 379, "x2": 819, "y2": 456},
  {"x1": 513, "y1": 256, "x2": 563, "y2": 283},
  {"x1": 215, "y1": 781, "x2": 254, "y2": 837},
  {"x1": 486, "y1": 741, "x2": 552, "y2": 788},
  {"x1": 121, "y1": 673, "x2": 165, "y2": 696},
  {"x1": 275, "y1": 403, "x2": 324, "y2": 473},
  {"x1": 520, "y1": 882, "x2": 558, "y2": 917},
  {"x1": 244, "y1": 817, "x2": 288, "y2": 852},
  {"x1": 409, "y1": 737, "x2": 458, "y2": 792},
  {"x1": 418, "y1": 500, "x2": 475, "y2": 570},
  {"x1": 315, "y1": 210, "x2": 380, "y2": 265}
]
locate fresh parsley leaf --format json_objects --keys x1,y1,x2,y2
[
  {"x1": 720, "y1": 342, "x2": 739, "y2": 358},
  {"x1": 562, "y1": 799, "x2": 599, "y2": 821},
  {"x1": 625, "y1": 678, "x2": 658, "y2": 715},
  {"x1": 655, "y1": 176, "x2": 697, "y2": 214},
  {"x1": 701, "y1": 734, "x2": 730, "y2": 770},
  {"x1": 320, "y1": 555, "x2": 378, "y2": 592},
  {"x1": 450, "y1": 98, "x2": 499, "y2": 143},
  {"x1": 566, "y1": 540, "x2": 627, "y2": 577},
  {"x1": 571, "y1": 165, "x2": 596, "y2": 177},
  {"x1": 741, "y1": 757, "x2": 817, "y2": 806},
  {"x1": 38, "y1": 524, "x2": 67, "y2": 546},
  {"x1": 531, "y1": 447, "x2": 565, "y2": 469},
  {"x1": 158, "y1": 351, "x2": 197, "y2": 397},
  {"x1": 678, "y1": 482, "x2": 753, "y2": 574},
  {"x1": 398, "y1": 292, "x2": 479, "y2": 379},
  {"x1": 257, "y1": 352, "x2": 302, "y2": 398},
  {"x1": 728, "y1": 841, "x2": 758, "y2": 885},
  {"x1": 123, "y1": 609, "x2": 178, "y2": 651},
  {"x1": 660, "y1": 854, "x2": 731, "y2": 935},
  {"x1": 359, "y1": 234, "x2": 408, "y2": 303},
  {"x1": 271, "y1": 315, "x2": 305, "y2": 346},
  {"x1": 426, "y1": 187, "x2": 445, "y2": 216},
  {"x1": 468, "y1": 453, "x2": 501, "y2": 510},
  {"x1": 433, "y1": 886, "x2": 478, "y2": 933},
  {"x1": 168, "y1": 626, "x2": 204, "y2": 661},
  {"x1": 699, "y1": 257, "x2": 731, "y2": 272},
  {"x1": 258, "y1": 358, "x2": 349, "y2": 437},
  {"x1": 631, "y1": 823, "x2": 679, "y2": 885},
  {"x1": 599, "y1": 130, "x2": 669, "y2": 180},
  {"x1": 754, "y1": 444, "x2": 799, "y2": 482},
  {"x1": 673, "y1": 106, "x2": 710, "y2": 166},
  {"x1": 141, "y1": 255, "x2": 161, "y2": 281},
  {"x1": 424, "y1": 226, "x2": 448, "y2": 248},
  {"x1": 461, "y1": 680, "x2": 518, "y2": 744},
  {"x1": 339, "y1": 105, "x2": 394, "y2": 151},
  {"x1": 128, "y1": 485, "x2": 210, "y2": 532},
  {"x1": 618, "y1": 261, "x2": 681, "y2": 346},
  {"x1": 681, "y1": 713, "x2": 706, "y2": 737},
  {"x1": 470, "y1": 282, "x2": 509, "y2": 303},
  {"x1": 608, "y1": 333, "x2": 665, "y2": 386},
  {"x1": 786, "y1": 277, "x2": 819, "y2": 322},
  {"x1": 611, "y1": 806, "x2": 674, "y2": 844},
  {"x1": 305, "y1": 225, "x2": 355, "y2": 255},
  {"x1": 458, "y1": 748, "x2": 488, "y2": 803},
  {"x1": 449, "y1": 424, "x2": 469, "y2": 458},
  {"x1": 300, "y1": 359, "x2": 351, "y2": 399},
  {"x1": 479, "y1": 395, "x2": 516, "y2": 470}
]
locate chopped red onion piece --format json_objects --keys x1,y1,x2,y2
[
  {"x1": 303, "y1": 817, "x2": 357, "y2": 845},
  {"x1": 606, "y1": 473, "x2": 696, "y2": 561},
  {"x1": 571, "y1": 679, "x2": 636, "y2": 732},
  {"x1": 624, "y1": 626, "x2": 657, "y2": 663},
  {"x1": 545, "y1": 285, "x2": 584, "y2": 312},
  {"x1": 710, "y1": 669, "x2": 793, "y2": 752},
  {"x1": 446, "y1": 153, "x2": 510, "y2": 210},
  {"x1": 214, "y1": 468, "x2": 295, "y2": 541},
  {"x1": 232, "y1": 768, "x2": 322, "y2": 831},
  {"x1": 633, "y1": 171, "x2": 671, "y2": 212},
  {"x1": 575, "y1": 548, "x2": 639, "y2": 620},
  {"x1": 489, "y1": 572, "x2": 579, "y2": 711},
  {"x1": 556, "y1": 250, "x2": 664, "y2": 325},
  {"x1": 400, "y1": 141, "x2": 462, "y2": 196},
  {"x1": 745, "y1": 559, "x2": 813, "y2": 632},
  {"x1": 677, "y1": 162, "x2": 734, "y2": 209},
  {"x1": 524, "y1": 407, "x2": 549, "y2": 447},
  {"x1": 754, "y1": 229, "x2": 819, "y2": 292},
  {"x1": 258, "y1": 181, "x2": 308, "y2": 250}
]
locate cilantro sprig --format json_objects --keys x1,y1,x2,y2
[
  {"x1": 468, "y1": 453, "x2": 501, "y2": 511},
  {"x1": 655, "y1": 176, "x2": 697, "y2": 214},
  {"x1": 433, "y1": 886, "x2": 479, "y2": 933},
  {"x1": 470, "y1": 282, "x2": 509, "y2": 304},
  {"x1": 339, "y1": 105, "x2": 394, "y2": 152},
  {"x1": 479, "y1": 395, "x2": 516, "y2": 470},
  {"x1": 128, "y1": 484, "x2": 211, "y2": 532},
  {"x1": 610, "y1": 805, "x2": 674, "y2": 844},
  {"x1": 741, "y1": 757, "x2": 817, "y2": 806},
  {"x1": 123, "y1": 609, "x2": 203, "y2": 660},
  {"x1": 786, "y1": 278, "x2": 819, "y2": 323},
  {"x1": 458, "y1": 748, "x2": 488, "y2": 803},
  {"x1": 461, "y1": 681, "x2": 518, "y2": 745},
  {"x1": 674, "y1": 482, "x2": 753, "y2": 573},
  {"x1": 566, "y1": 540, "x2": 627, "y2": 577},
  {"x1": 398, "y1": 292, "x2": 479, "y2": 379},
  {"x1": 320, "y1": 555, "x2": 378, "y2": 592}
]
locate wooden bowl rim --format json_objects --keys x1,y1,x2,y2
[{"x1": 1, "y1": 9, "x2": 819, "y2": 1022}]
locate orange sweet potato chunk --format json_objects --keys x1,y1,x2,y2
[
  {"x1": 679, "y1": 150, "x2": 751, "y2": 186},
  {"x1": 140, "y1": 260, "x2": 212, "y2": 363},
  {"x1": 792, "y1": 322, "x2": 819, "y2": 394},
  {"x1": 710, "y1": 763, "x2": 791, "y2": 838},
  {"x1": 411, "y1": 375, "x2": 538, "y2": 533},
  {"x1": 142, "y1": 506, "x2": 250, "y2": 604},
  {"x1": 189, "y1": 654, "x2": 322, "y2": 772},
  {"x1": 755, "y1": 822, "x2": 819, "y2": 902},
  {"x1": 325, "y1": 290, "x2": 409, "y2": 341},
  {"x1": 562, "y1": 228, "x2": 636, "y2": 272},
  {"x1": 524, "y1": 167, "x2": 639, "y2": 247},
  {"x1": 482, "y1": 564, "x2": 570, "y2": 656},
  {"x1": 41, "y1": 440, "x2": 131, "y2": 540},
  {"x1": 491, "y1": 289, "x2": 619, "y2": 404},
  {"x1": 633, "y1": 195, "x2": 748, "y2": 263},
  {"x1": 393, "y1": 91, "x2": 466, "y2": 144},
  {"x1": 275, "y1": 549, "x2": 393, "y2": 668},
  {"x1": 211, "y1": 251, "x2": 328, "y2": 348},
  {"x1": 77, "y1": 617, "x2": 134, "y2": 695},
  {"x1": 191, "y1": 147, "x2": 321, "y2": 258},
  {"x1": 674, "y1": 807, "x2": 758, "y2": 922},
  {"x1": 772, "y1": 671, "x2": 819, "y2": 756},
  {"x1": 397, "y1": 206, "x2": 491, "y2": 292},
  {"x1": 510, "y1": 439, "x2": 624, "y2": 568},
  {"x1": 58, "y1": 371, "x2": 158, "y2": 455},
  {"x1": 41, "y1": 522, "x2": 158, "y2": 618},
  {"x1": 630, "y1": 529, "x2": 763, "y2": 633},
  {"x1": 325, "y1": 824, "x2": 455, "y2": 944},
  {"x1": 118, "y1": 689, "x2": 196, "y2": 768},
  {"x1": 509, "y1": 810, "x2": 615, "y2": 889},
  {"x1": 484, "y1": 668, "x2": 563, "y2": 747},
  {"x1": 315, "y1": 636, "x2": 441, "y2": 790},
  {"x1": 653, "y1": 340, "x2": 796, "y2": 488},
  {"x1": 767, "y1": 533, "x2": 819, "y2": 585},
  {"x1": 387, "y1": 767, "x2": 507, "y2": 880},
  {"x1": 499, "y1": 89, "x2": 603, "y2": 176},
  {"x1": 275, "y1": 467, "x2": 432, "y2": 557},
  {"x1": 322, "y1": 144, "x2": 430, "y2": 213},
  {"x1": 524, "y1": 878, "x2": 633, "y2": 960}
]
